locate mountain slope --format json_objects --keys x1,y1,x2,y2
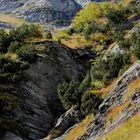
[
  {"x1": 75, "y1": 0, "x2": 104, "y2": 7},
  {"x1": 44, "y1": 0, "x2": 140, "y2": 140},
  {"x1": 0, "y1": 25, "x2": 95, "y2": 140},
  {"x1": 79, "y1": 61, "x2": 140, "y2": 140},
  {"x1": 0, "y1": 0, "x2": 81, "y2": 27},
  {"x1": 0, "y1": 0, "x2": 140, "y2": 140}
]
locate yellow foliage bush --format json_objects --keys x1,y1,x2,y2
[{"x1": 72, "y1": 2, "x2": 116, "y2": 30}]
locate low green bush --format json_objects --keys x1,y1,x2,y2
[
  {"x1": 0, "y1": 29, "x2": 10, "y2": 52},
  {"x1": 57, "y1": 81, "x2": 81, "y2": 109},
  {"x1": 131, "y1": 29, "x2": 140, "y2": 59},
  {"x1": 16, "y1": 44, "x2": 37, "y2": 63},
  {"x1": 8, "y1": 41, "x2": 21, "y2": 53},
  {"x1": 106, "y1": 5, "x2": 130, "y2": 24},
  {"x1": 81, "y1": 91, "x2": 102, "y2": 115},
  {"x1": 9, "y1": 23, "x2": 42, "y2": 42},
  {"x1": 91, "y1": 53, "x2": 130, "y2": 85},
  {"x1": 45, "y1": 31, "x2": 52, "y2": 39},
  {"x1": 84, "y1": 21, "x2": 98, "y2": 40}
]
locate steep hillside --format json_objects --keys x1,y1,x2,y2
[
  {"x1": 45, "y1": 0, "x2": 140, "y2": 140},
  {"x1": 0, "y1": 0, "x2": 140, "y2": 140},
  {"x1": 0, "y1": 0, "x2": 107, "y2": 29},
  {"x1": 48, "y1": 62, "x2": 140, "y2": 140},
  {"x1": 79, "y1": 61, "x2": 140, "y2": 140},
  {"x1": 0, "y1": 24, "x2": 95, "y2": 140},
  {"x1": 0, "y1": 0, "x2": 81, "y2": 28}
]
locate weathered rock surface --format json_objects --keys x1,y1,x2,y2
[
  {"x1": 43, "y1": 107, "x2": 81, "y2": 140},
  {"x1": 75, "y1": 0, "x2": 104, "y2": 7},
  {"x1": 49, "y1": 61, "x2": 140, "y2": 140},
  {"x1": 0, "y1": 21, "x2": 15, "y2": 29},
  {"x1": 1, "y1": 41, "x2": 94, "y2": 140},
  {"x1": 2, "y1": 132, "x2": 23, "y2": 140},
  {"x1": 78, "y1": 61, "x2": 140, "y2": 140},
  {"x1": 0, "y1": 0, "x2": 81, "y2": 26}
]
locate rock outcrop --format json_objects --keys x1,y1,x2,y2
[
  {"x1": 0, "y1": 21, "x2": 15, "y2": 29},
  {"x1": 43, "y1": 107, "x2": 81, "y2": 140},
  {"x1": 75, "y1": 0, "x2": 104, "y2": 7},
  {"x1": 49, "y1": 61, "x2": 140, "y2": 140},
  {"x1": 1, "y1": 41, "x2": 94, "y2": 140},
  {"x1": 2, "y1": 132, "x2": 23, "y2": 140},
  {"x1": 78, "y1": 61, "x2": 140, "y2": 140}
]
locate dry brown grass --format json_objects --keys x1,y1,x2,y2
[
  {"x1": 0, "y1": 14, "x2": 26, "y2": 26},
  {"x1": 100, "y1": 79, "x2": 117, "y2": 97},
  {"x1": 60, "y1": 34, "x2": 89, "y2": 49},
  {"x1": 123, "y1": 77, "x2": 140, "y2": 101},
  {"x1": 107, "y1": 100, "x2": 129, "y2": 123},
  {"x1": 91, "y1": 79, "x2": 117, "y2": 98},
  {"x1": 99, "y1": 113, "x2": 140, "y2": 140},
  {"x1": 64, "y1": 115, "x2": 94, "y2": 140},
  {"x1": 25, "y1": 38, "x2": 49, "y2": 43}
]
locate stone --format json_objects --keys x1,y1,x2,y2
[
  {"x1": 43, "y1": 107, "x2": 81, "y2": 140},
  {"x1": 0, "y1": 21, "x2": 15, "y2": 29},
  {"x1": 2, "y1": 132, "x2": 23, "y2": 140},
  {"x1": 1, "y1": 41, "x2": 94, "y2": 140}
]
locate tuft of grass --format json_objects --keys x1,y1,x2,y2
[
  {"x1": 90, "y1": 79, "x2": 117, "y2": 98},
  {"x1": 123, "y1": 77, "x2": 140, "y2": 101},
  {"x1": 64, "y1": 115, "x2": 94, "y2": 140},
  {"x1": 0, "y1": 14, "x2": 26, "y2": 26},
  {"x1": 91, "y1": 80, "x2": 104, "y2": 90},
  {"x1": 5, "y1": 52, "x2": 19, "y2": 61},
  {"x1": 91, "y1": 33, "x2": 106, "y2": 42},
  {"x1": 107, "y1": 101, "x2": 129, "y2": 124},
  {"x1": 99, "y1": 79, "x2": 117, "y2": 97}
]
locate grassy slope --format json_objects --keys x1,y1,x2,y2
[
  {"x1": 98, "y1": 113, "x2": 140, "y2": 140},
  {"x1": 0, "y1": 14, "x2": 46, "y2": 32},
  {"x1": 0, "y1": 14, "x2": 26, "y2": 26}
]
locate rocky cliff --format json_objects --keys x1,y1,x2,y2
[{"x1": 1, "y1": 41, "x2": 95, "y2": 140}]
